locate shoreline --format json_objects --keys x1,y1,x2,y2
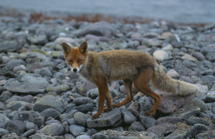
[{"x1": 0, "y1": 6, "x2": 209, "y2": 27}]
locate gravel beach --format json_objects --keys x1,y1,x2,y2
[{"x1": 0, "y1": 8, "x2": 215, "y2": 139}]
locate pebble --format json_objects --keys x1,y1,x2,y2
[
  {"x1": 153, "y1": 50, "x2": 169, "y2": 61},
  {"x1": 69, "y1": 124, "x2": 85, "y2": 137}
]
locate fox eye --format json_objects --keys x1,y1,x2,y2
[
  {"x1": 78, "y1": 59, "x2": 82, "y2": 62},
  {"x1": 68, "y1": 60, "x2": 73, "y2": 63}
]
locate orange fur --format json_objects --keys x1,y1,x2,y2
[{"x1": 62, "y1": 42, "x2": 199, "y2": 119}]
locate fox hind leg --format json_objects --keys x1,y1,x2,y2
[
  {"x1": 104, "y1": 79, "x2": 133, "y2": 111},
  {"x1": 134, "y1": 68, "x2": 161, "y2": 117}
]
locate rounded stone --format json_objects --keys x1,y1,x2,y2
[
  {"x1": 74, "y1": 112, "x2": 90, "y2": 126},
  {"x1": 69, "y1": 125, "x2": 85, "y2": 137},
  {"x1": 153, "y1": 50, "x2": 169, "y2": 61},
  {"x1": 192, "y1": 52, "x2": 205, "y2": 61}
]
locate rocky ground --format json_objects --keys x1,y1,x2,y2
[{"x1": 0, "y1": 8, "x2": 215, "y2": 139}]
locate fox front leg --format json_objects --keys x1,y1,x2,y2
[{"x1": 91, "y1": 82, "x2": 109, "y2": 119}]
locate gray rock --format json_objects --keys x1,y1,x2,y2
[
  {"x1": 0, "y1": 86, "x2": 6, "y2": 94},
  {"x1": 172, "y1": 105, "x2": 201, "y2": 119},
  {"x1": 49, "y1": 84, "x2": 70, "y2": 93},
  {"x1": 26, "y1": 122, "x2": 38, "y2": 131},
  {"x1": 85, "y1": 34, "x2": 100, "y2": 43},
  {"x1": 69, "y1": 124, "x2": 85, "y2": 137},
  {"x1": 0, "y1": 55, "x2": 2, "y2": 64},
  {"x1": 156, "y1": 116, "x2": 182, "y2": 125},
  {"x1": 200, "y1": 45, "x2": 215, "y2": 55},
  {"x1": 29, "y1": 133, "x2": 55, "y2": 139},
  {"x1": 128, "y1": 122, "x2": 145, "y2": 131},
  {"x1": 73, "y1": 97, "x2": 93, "y2": 106},
  {"x1": 40, "y1": 108, "x2": 61, "y2": 119},
  {"x1": 0, "y1": 41, "x2": 21, "y2": 52},
  {"x1": 0, "y1": 102, "x2": 5, "y2": 110},
  {"x1": 147, "y1": 123, "x2": 175, "y2": 138},
  {"x1": 13, "y1": 111, "x2": 34, "y2": 122},
  {"x1": 206, "y1": 52, "x2": 215, "y2": 62},
  {"x1": 187, "y1": 99, "x2": 207, "y2": 112},
  {"x1": 0, "y1": 114, "x2": 10, "y2": 128},
  {"x1": 139, "y1": 115, "x2": 156, "y2": 129},
  {"x1": 59, "y1": 113, "x2": 68, "y2": 123},
  {"x1": 127, "y1": 41, "x2": 140, "y2": 49},
  {"x1": 64, "y1": 133, "x2": 75, "y2": 139},
  {"x1": 78, "y1": 21, "x2": 116, "y2": 38},
  {"x1": 144, "y1": 32, "x2": 159, "y2": 38},
  {"x1": 0, "y1": 128, "x2": 9, "y2": 137},
  {"x1": 18, "y1": 95, "x2": 35, "y2": 103},
  {"x1": 92, "y1": 130, "x2": 159, "y2": 139},
  {"x1": 186, "y1": 116, "x2": 210, "y2": 126},
  {"x1": 139, "y1": 96, "x2": 153, "y2": 112},
  {"x1": 6, "y1": 101, "x2": 28, "y2": 111},
  {"x1": 164, "y1": 123, "x2": 190, "y2": 139},
  {"x1": 186, "y1": 124, "x2": 209, "y2": 139},
  {"x1": 76, "y1": 135, "x2": 91, "y2": 139},
  {"x1": 204, "y1": 95, "x2": 215, "y2": 103},
  {"x1": 35, "y1": 67, "x2": 52, "y2": 77},
  {"x1": 87, "y1": 128, "x2": 97, "y2": 136},
  {"x1": 5, "y1": 75, "x2": 49, "y2": 94},
  {"x1": 33, "y1": 95, "x2": 65, "y2": 113},
  {"x1": 87, "y1": 108, "x2": 121, "y2": 128},
  {"x1": 182, "y1": 60, "x2": 197, "y2": 68},
  {"x1": 45, "y1": 119, "x2": 61, "y2": 125},
  {"x1": 192, "y1": 52, "x2": 205, "y2": 61},
  {"x1": 74, "y1": 103, "x2": 94, "y2": 113},
  {"x1": 121, "y1": 109, "x2": 136, "y2": 125},
  {"x1": 72, "y1": 81, "x2": 97, "y2": 96},
  {"x1": 0, "y1": 91, "x2": 13, "y2": 102},
  {"x1": 2, "y1": 59, "x2": 25, "y2": 74},
  {"x1": 13, "y1": 65, "x2": 25, "y2": 73},
  {"x1": 20, "y1": 129, "x2": 35, "y2": 138},
  {"x1": 87, "y1": 88, "x2": 99, "y2": 99},
  {"x1": 197, "y1": 34, "x2": 206, "y2": 42},
  {"x1": 39, "y1": 123, "x2": 64, "y2": 136},
  {"x1": 127, "y1": 101, "x2": 140, "y2": 119},
  {"x1": 67, "y1": 118, "x2": 76, "y2": 125},
  {"x1": 2, "y1": 133, "x2": 19, "y2": 139},
  {"x1": 27, "y1": 34, "x2": 47, "y2": 45},
  {"x1": 74, "y1": 112, "x2": 90, "y2": 126},
  {"x1": 196, "y1": 130, "x2": 215, "y2": 139},
  {"x1": 5, "y1": 120, "x2": 26, "y2": 135},
  {"x1": 33, "y1": 116, "x2": 46, "y2": 128},
  {"x1": 156, "y1": 90, "x2": 195, "y2": 114}
]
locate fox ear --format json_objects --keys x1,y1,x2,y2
[
  {"x1": 79, "y1": 42, "x2": 88, "y2": 54},
  {"x1": 61, "y1": 43, "x2": 71, "y2": 55}
]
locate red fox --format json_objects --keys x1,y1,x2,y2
[{"x1": 62, "y1": 42, "x2": 199, "y2": 119}]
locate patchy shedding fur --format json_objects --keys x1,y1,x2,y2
[{"x1": 151, "y1": 64, "x2": 199, "y2": 95}]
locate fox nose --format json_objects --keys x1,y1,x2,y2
[{"x1": 73, "y1": 68, "x2": 77, "y2": 72}]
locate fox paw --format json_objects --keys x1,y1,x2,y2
[
  {"x1": 103, "y1": 107, "x2": 113, "y2": 112},
  {"x1": 144, "y1": 111, "x2": 154, "y2": 117},
  {"x1": 91, "y1": 113, "x2": 102, "y2": 120},
  {"x1": 103, "y1": 104, "x2": 118, "y2": 112}
]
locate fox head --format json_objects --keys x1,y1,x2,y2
[{"x1": 61, "y1": 42, "x2": 88, "y2": 73}]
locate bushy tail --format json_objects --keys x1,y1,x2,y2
[{"x1": 151, "y1": 64, "x2": 199, "y2": 95}]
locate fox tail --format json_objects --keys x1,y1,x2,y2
[{"x1": 151, "y1": 64, "x2": 199, "y2": 95}]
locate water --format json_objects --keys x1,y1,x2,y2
[{"x1": 0, "y1": 0, "x2": 214, "y2": 23}]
